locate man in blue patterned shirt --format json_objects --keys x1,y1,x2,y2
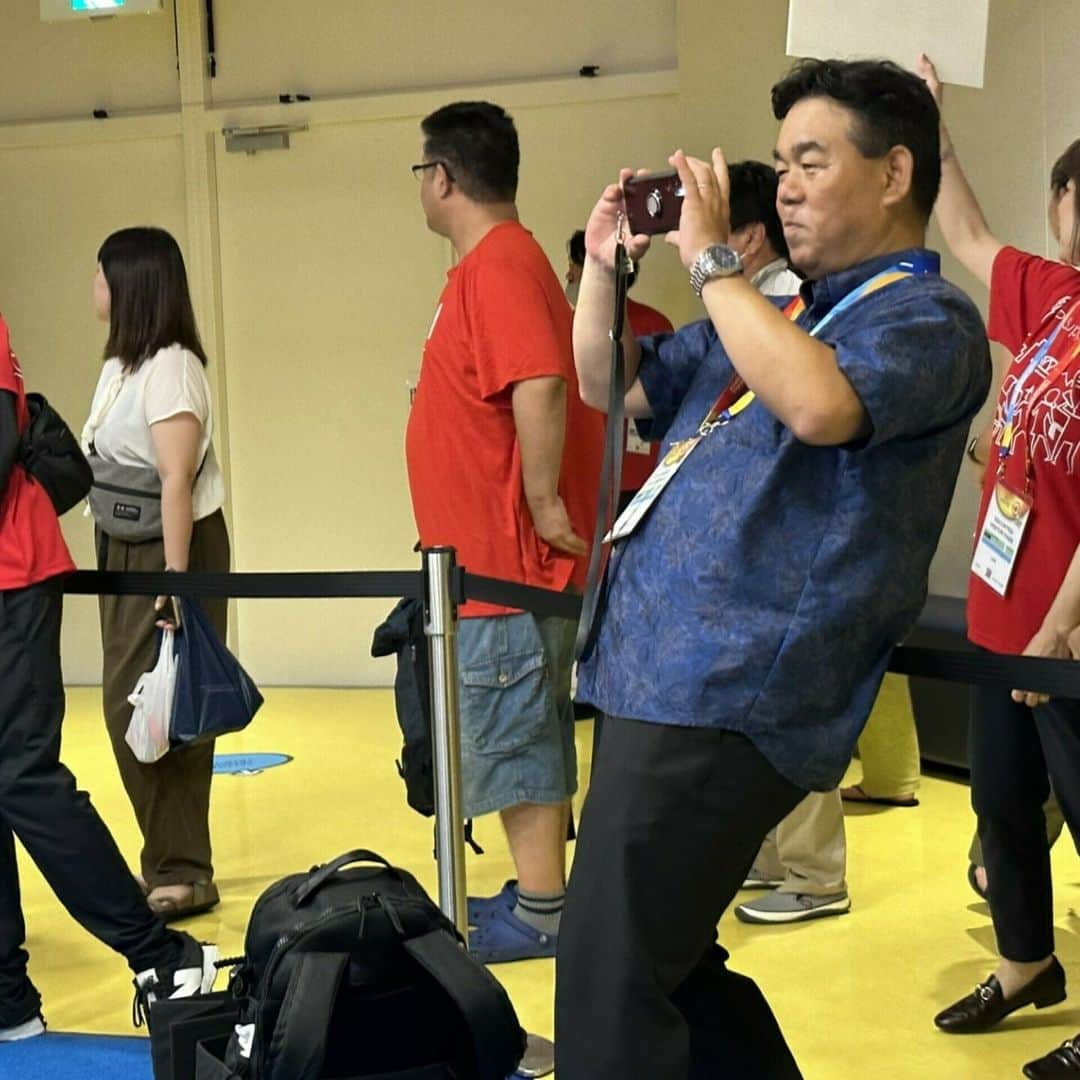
[{"x1": 554, "y1": 59, "x2": 990, "y2": 1078}]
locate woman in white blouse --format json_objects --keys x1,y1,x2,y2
[{"x1": 83, "y1": 227, "x2": 229, "y2": 922}]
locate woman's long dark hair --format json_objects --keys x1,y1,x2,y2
[
  {"x1": 1051, "y1": 140, "x2": 1080, "y2": 266},
  {"x1": 98, "y1": 227, "x2": 208, "y2": 372}
]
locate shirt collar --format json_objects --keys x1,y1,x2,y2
[
  {"x1": 750, "y1": 258, "x2": 791, "y2": 289},
  {"x1": 799, "y1": 248, "x2": 940, "y2": 310}
]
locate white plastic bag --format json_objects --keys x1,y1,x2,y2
[{"x1": 125, "y1": 629, "x2": 177, "y2": 764}]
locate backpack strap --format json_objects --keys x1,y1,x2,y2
[
  {"x1": 265, "y1": 951, "x2": 348, "y2": 1080},
  {"x1": 405, "y1": 929, "x2": 525, "y2": 1079}
]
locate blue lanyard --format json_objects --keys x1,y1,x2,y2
[
  {"x1": 712, "y1": 255, "x2": 938, "y2": 427},
  {"x1": 1000, "y1": 300, "x2": 1080, "y2": 448},
  {"x1": 808, "y1": 253, "x2": 939, "y2": 337}
]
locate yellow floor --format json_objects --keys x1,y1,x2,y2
[{"x1": 17, "y1": 687, "x2": 1080, "y2": 1078}]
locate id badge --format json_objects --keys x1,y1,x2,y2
[
  {"x1": 971, "y1": 481, "x2": 1032, "y2": 597},
  {"x1": 605, "y1": 437, "x2": 700, "y2": 543}
]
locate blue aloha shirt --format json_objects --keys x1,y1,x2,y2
[{"x1": 576, "y1": 248, "x2": 991, "y2": 791}]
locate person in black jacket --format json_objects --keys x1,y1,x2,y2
[{"x1": 0, "y1": 312, "x2": 216, "y2": 1040}]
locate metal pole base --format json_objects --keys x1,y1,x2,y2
[{"x1": 513, "y1": 1033, "x2": 555, "y2": 1077}]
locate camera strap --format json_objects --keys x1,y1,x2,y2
[{"x1": 574, "y1": 237, "x2": 631, "y2": 662}]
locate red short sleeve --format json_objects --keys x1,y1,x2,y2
[
  {"x1": 466, "y1": 258, "x2": 573, "y2": 401},
  {"x1": 989, "y1": 247, "x2": 1080, "y2": 354}
]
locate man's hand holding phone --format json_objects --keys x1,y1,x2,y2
[
  {"x1": 582, "y1": 168, "x2": 654, "y2": 272},
  {"x1": 663, "y1": 149, "x2": 732, "y2": 270}
]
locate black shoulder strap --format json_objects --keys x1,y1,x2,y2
[
  {"x1": 404, "y1": 929, "x2": 524, "y2": 1079},
  {"x1": 574, "y1": 240, "x2": 630, "y2": 661},
  {"x1": 265, "y1": 951, "x2": 348, "y2": 1080}
]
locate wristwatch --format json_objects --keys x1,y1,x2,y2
[{"x1": 689, "y1": 244, "x2": 743, "y2": 297}]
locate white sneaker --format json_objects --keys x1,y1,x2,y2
[
  {"x1": 133, "y1": 936, "x2": 219, "y2": 1027},
  {"x1": 0, "y1": 1015, "x2": 45, "y2": 1042}
]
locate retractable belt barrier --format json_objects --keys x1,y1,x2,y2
[{"x1": 64, "y1": 569, "x2": 1080, "y2": 698}]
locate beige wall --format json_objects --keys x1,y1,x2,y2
[{"x1": 0, "y1": 0, "x2": 1075, "y2": 684}]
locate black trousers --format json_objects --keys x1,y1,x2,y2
[
  {"x1": 970, "y1": 680, "x2": 1080, "y2": 961},
  {"x1": 0, "y1": 577, "x2": 183, "y2": 1026},
  {"x1": 556, "y1": 715, "x2": 807, "y2": 1079}
]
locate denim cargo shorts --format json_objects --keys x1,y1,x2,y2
[{"x1": 455, "y1": 612, "x2": 578, "y2": 818}]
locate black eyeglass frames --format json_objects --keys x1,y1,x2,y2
[{"x1": 411, "y1": 160, "x2": 454, "y2": 181}]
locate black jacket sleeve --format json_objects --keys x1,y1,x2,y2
[{"x1": 0, "y1": 390, "x2": 19, "y2": 502}]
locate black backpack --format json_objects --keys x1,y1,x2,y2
[
  {"x1": 206, "y1": 850, "x2": 525, "y2": 1080},
  {"x1": 18, "y1": 392, "x2": 92, "y2": 514}
]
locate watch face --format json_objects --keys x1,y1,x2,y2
[{"x1": 707, "y1": 245, "x2": 740, "y2": 273}]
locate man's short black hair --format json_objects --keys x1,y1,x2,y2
[
  {"x1": 771, "y1": 59, "x2": 941, "y2": 222},
  {"x1": 728, "y1": 161, "x2": 789, "y2": 261},
  {"x1": 420, "y1": 101, "x2": 519, "y2": 203},
  {"x1": 568, "y1": 229, "x2": 586, "y2": 266}
]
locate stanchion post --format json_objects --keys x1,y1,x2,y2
[
  {"x1": 423, "y1": 547, "x2": 468, "y2": 932},
  {"x1": 423, "y1": 549, "x2": 555, "y2": 1077}
]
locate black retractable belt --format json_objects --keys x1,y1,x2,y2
[
  {"x1": 64, "y1": 567, "x2": 1080, "y2": 699},
  {"x1": 65, "y1": 569, "x2": 423, "y2": 600},
  {"x1": 574, "y1": 240, "x2": 632, "y2": 661}
]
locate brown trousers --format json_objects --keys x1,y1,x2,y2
[{"x1": 97, "y1": 510, "x2": 230, "y2": 889}]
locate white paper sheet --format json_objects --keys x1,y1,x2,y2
[{"x1": 786, "y1": 0, "x2": 990, "y2": 88}]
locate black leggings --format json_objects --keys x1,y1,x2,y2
[{"x1": 969, "y1": 679, "x2": 1080, "y2": 961}]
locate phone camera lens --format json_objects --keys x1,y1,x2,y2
[{"x1": 646, "y1": 189, "x2": 663, "y2": 219}]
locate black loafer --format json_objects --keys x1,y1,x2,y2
[
  {"x1": 1024, "y1": 1035, "x2": 1080, "y2": 1077},
  {"x1": 934, "y1": 958, "x2": 1066, "y2": 1034}
]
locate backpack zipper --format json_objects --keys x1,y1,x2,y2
[{"x1": 248, "y1": 900, "x2": 377, "y2": 1077}]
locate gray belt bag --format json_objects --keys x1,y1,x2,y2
[
  {"x1": 88, "y1": 456, "x2": 167, "y2": 542},
  {"x1": 88, "y1": 454, "x2": 206, "y2": 543}
]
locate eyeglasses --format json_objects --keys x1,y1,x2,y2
[{"x1": 411, "y1": 160, "x2": 454, "y2": 181}]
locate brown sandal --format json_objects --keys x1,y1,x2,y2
[
  {"x1": 147, "y1": 881, "x2": 220, "y2": 922},
  {"x1": 839, "y1": 783, "x2": 919, "y2": 808}
]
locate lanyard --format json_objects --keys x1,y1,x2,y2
[
  {"x1": 696, "y1": 258, "x2": 936, "y2": 435},
  {"x1": 998, "y1": 296, "x2": 1080, "y2": 463}
]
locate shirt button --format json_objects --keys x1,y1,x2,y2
[{"x1": 497, "y1": 673, "x2": 508, "y2": 685}]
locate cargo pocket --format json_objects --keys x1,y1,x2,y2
[{"x1": 460, "y1": 647, "x2": 549, "y2": 757}]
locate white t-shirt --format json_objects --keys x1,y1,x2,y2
[{"x1": 81, "y1": 343, "x2": 225, "y2": 522}]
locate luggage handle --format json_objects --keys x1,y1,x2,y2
[{"x1": 294, "y1": 849, "x2": 396, "y2": 906}]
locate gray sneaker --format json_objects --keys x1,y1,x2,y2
[
  {"x1": 734, "y1": 890, "x2": 850, "y2": 924},
  {"x1": 741, "y1": 867, "x2": 784, "y2": 889}
]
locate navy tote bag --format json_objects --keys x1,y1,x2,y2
[{"x1": 170, "y1": 596, "x2": 263, "y2": 747}]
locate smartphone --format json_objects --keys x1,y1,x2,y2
[{"x1": 623, "y1": 170, "x2": 685, "y2": 236}]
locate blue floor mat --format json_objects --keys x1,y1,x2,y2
[{"x1": 0, "y1": 1031, "x2": 151, "y2": 1079}]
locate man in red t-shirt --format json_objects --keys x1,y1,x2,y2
[
  {"x1": 565, "y1": 229, "x2": 673, "y2": 510},
  {"x1": 0, "y1": 315, "x2": 217, "y2": 1039},
  {"x1": 406, "y1": 103, "x2": 603, "y2": 964}
]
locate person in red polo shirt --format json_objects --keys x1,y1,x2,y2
[
  {"x1": 0, "y1": 314, "x2": 216, "y2": 1040},
  {"x1": 406, "y1": 102, "x2": 602, "y2": 964}
]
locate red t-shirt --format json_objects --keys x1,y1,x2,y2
[
  {"x1": 0, "y1": 315, "x2": 75, "y2": 590},
  {"x1": 967, "y1": 248, "x2": 1080, "y2": 653},
  {"x1": 406, "y1": 222, "x2": 603, "y2": 617},
  {"x1": 621, "y1": 298, "x2": 675, "y2": 491}
]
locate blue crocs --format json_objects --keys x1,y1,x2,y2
[
  {"x1": 467, "y1": 879, "x2": 517, "y2": 924},
  {"x1": 468, "y1": 904, "x2": 558, "y2": 964}
]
